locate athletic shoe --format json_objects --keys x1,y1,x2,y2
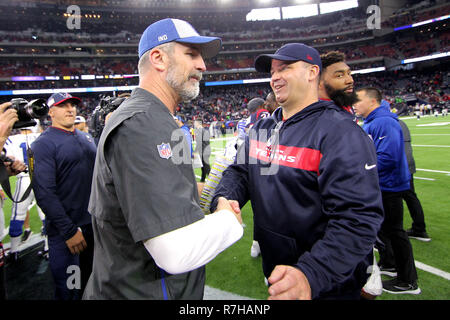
[
  {"x1": 406, "y1": 229, "x2": 431, "y2": 242},
  {"x1": 382, "y1": 278, "x2": 421, "y2": 295},
  {"x1": 379, "y1": 265, "x2": 397, "y2": 277},
  {"x1": 21, "y1": 230, "x2": 33, "y2": 243},
  {"x1": 250, "y1": 240, "x2": 260, "y2": 258}
]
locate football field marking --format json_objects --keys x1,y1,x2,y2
[
  {"x1": 415, "y1": 261, "x2": 450, "y2": 281},
  {"x1": 412, "y1": 144, "x2": 450, "y2": 148},
  {"x1": 211, "y1": 137, "x2": 236, "y2": 142},
  {"x1": 416, "y1": 168, "x2": 450, "y2": 174},
  {"x1": 414, "y1": 176, "x2": 435, "y2": 181},
  {"x1": 416, "y1": 122, "x2": 450, "y2": 127}
]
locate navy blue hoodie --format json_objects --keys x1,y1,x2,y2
[
  {"x1": 212, "y1": 100, "x2": 384, "y2": 299},
  {"x1": 362, "y1": 102, "x2": 410, "y2": 192}
]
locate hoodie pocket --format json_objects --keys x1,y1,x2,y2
[{"x1": 255, "y1": 224, "x2": 299, "y2": 279}]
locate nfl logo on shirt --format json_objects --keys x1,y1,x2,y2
[{"x1": 157, "y1": 143, "x2": 172, "y2": 159}]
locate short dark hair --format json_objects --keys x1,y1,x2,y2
[
  {"x1": 247, "y1": 97, "x2": 265, "y2": 113},
  {"x1": 320, "y1": 51, "x2": 346, "y2": 72},
  {"x1": 357, "y1": 87, "x2": 382, "y2": 104}
]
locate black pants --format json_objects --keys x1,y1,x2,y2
[
  {"x1": 378, "y1": 191, "x2": 418, "y2": 283},
  {"x1": 200, "y1": 153, "x2": 211, "y2": 182},
  {"x1": 402, "y1": 177, "x2": 427, "y2": 233}
]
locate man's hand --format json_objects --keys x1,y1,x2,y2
[
  {"x1": 0, "y1": 102, "x2": 18, "y2": 148},
  {"x1": 197, "y1": 182, "x2": 204, "y2": 198},
  {"x1": 65, "y1": 229, "x2": 87, "y2": 255},
  {"x1": 267, "y1": 265, "x2": 312, "y2": 300},
  {"x1": 3, "y1": 155, "x2": 27, "y2": 176},
  {"x1": 216, "y1": 197, "x2": 242, "y2": 224}
]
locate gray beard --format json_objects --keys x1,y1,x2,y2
[{"x1": 166, "y1": 65, "x2": 200, "y2": 102}]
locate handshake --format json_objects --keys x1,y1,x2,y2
[
  {"x1": 213, "y1": 196, "x2": 312, "y2": 300},
  {"x1": 215, "y1": 197, "x2": 242, "y2": 225}
]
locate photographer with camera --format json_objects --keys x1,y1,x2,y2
[
  {"x1": 90, "y1": 92, "x2": 130, "y2": 145},
  {"x1": 0, "y1": 102, "x2": 18, "y2": 150},
  {"x1": 0, "y1": 101, "x2": 27, "y2": 300},
  {"x1": 30, "y1": 92, "x2": 97, "y2": 300}
]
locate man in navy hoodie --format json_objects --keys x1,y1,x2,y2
[
  {"x1": 31, "y1": 92, "x2": 97, "y2": 300},
  {"x1": 354, "y1": 87, "x2": 420, "y2": 295},
  {"x1": 212, "y1": 43, "x2": 384, "y2": 300}
]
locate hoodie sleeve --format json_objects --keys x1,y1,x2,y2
[
  {"x1": 210, "y1": 136, "x2": 250, "y2": 212},
  {"x1": 369, "y1": 118, "x2": 404, "y2": 174},
  {"x1": 31, "y1": 139, "x2": 78, "y2": 241},
  {"x1": 295, "y1": 121, "x2": 384, "y2": 299}
]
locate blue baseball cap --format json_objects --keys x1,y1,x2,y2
[
  {"x1": 138, "y1": 18, "x2": 222, "y2": 59},
  {"x1": 47, "y1": 92, "x2": 81, "y2": 108},
  {"x1": 254, "y1": 43, "x2": 322, "y2": 73}
]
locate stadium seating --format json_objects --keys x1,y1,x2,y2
[{"x1": 0, "y1": 0, "x2": 448, "y2": 126}]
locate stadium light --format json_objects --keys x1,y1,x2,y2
[
  {"x1": 402, "y1": 51, "x2": 450, "y2": 64},
  {"x1": 351, "y1": 67, "x2": 386, "y2": 75},
  {"x1": 394, "y1": 14, "x2": 450, "y2": 31},
  {"x1": 319, "y1": 0, "x2": 358, "y2": 14},
  {"x1": 0, "y1": 86, "x2": 136, "y2": 96},
  {"x1": 282, "y1": 4, "x2": 318, "y2": 19},
  {"x1": 246, "y1": 7, "x2": 281, "y2": 21}
]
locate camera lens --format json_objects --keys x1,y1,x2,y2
[{"x1": 27, "y1": 98, "x2": 49, "y2": 118}]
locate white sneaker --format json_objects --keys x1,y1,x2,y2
[{"x1": 250, "y1": 240, "x2": 260, "y2": 258}]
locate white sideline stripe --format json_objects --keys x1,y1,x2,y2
[
  {"x1": 417, "y1": 168, "x2": 450, "y2": 174},
  {"x1": 211, "y1": 137, "x2": 235, "y2": 142},
  {"x1": 374, "y1": 248, "x2": 450, "y2": 281},
  {"x1": 2, "y1": 233, "x2": 44, "y2": 252},
  {"x1": 401, "y1": 115, "x2": 432, "y2": 120},
  {"x1": 415, "y1": 261, "x2": 450, "y2": 281},
  {"x1": 412, "y1": 144, "x2": 450, "y2": 148},
  {"x1": 204, "y1": 286, "x2": 254, "y2": 300},
  {"x1": 414, "y1": 176, "x2": 435, "y2": 181}
]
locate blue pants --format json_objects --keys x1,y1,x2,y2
[{"x1": 48, "y1": 224, "x2": 93, "y2": 300}]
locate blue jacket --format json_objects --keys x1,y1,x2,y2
[
  {"x1": 180, "y1": 125, "x2": 193, "y2": 158},
  {"x1": 362, "y1": 103, "x2": 410, "y2": 192},
  {"x1": 212, "y1": 101, "x2": 384, "y2": 299},
  {"x1": 31, "y1": 127, "x2": 97, "y2": 240}
]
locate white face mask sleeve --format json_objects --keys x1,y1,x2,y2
[{"x1": 143, "y1": 209, "x2": 243, "y2": 275}]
